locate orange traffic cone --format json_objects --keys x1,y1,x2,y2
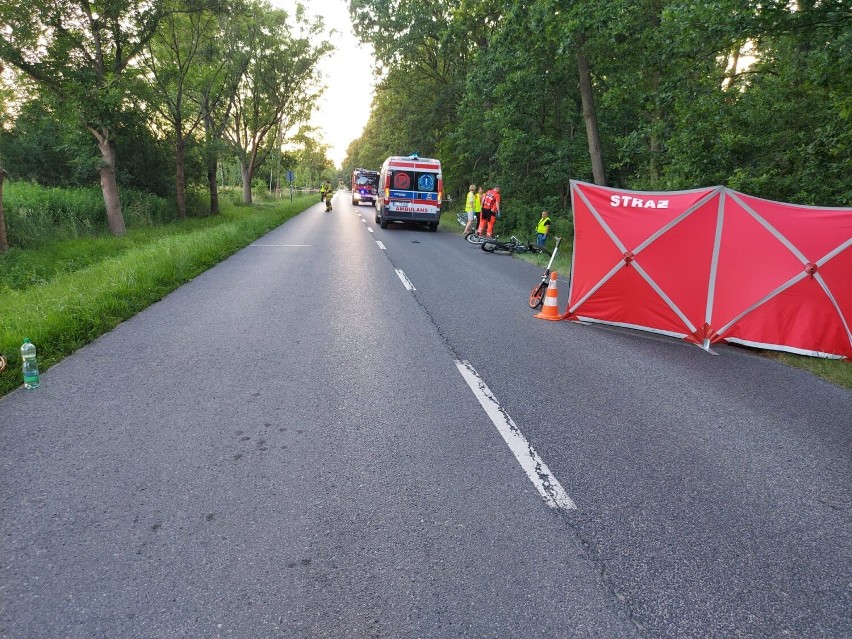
[{"x1": 534, "y1": 272, "x2": 561, "y2": 321}]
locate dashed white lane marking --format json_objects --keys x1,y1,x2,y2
[
  {"x1": 361, "y1": 219, "x2": 367, "y2": 224},
  {"x1": 376, "y1": 241, "x2": 386, "y2": 250},
  {"x1": 367, "y1": 227, "x2": 374, "y2": 234},
  {"x1": 395, "y1": 269, "x2": 416, "y2": 291},
  {"x1": 454, "y1": 360, "x2": 576, "y2": 512}
]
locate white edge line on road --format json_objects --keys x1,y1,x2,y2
[
  {"x1": 395, "y1": 269, "x2": 416, "y2": 291},
  {"x1": 454, "y1": 359, "x2": 577, "y2": 512},
  {"x1": 368, "y1": 227, "x2": 374, "y2": 234},
  {"x1": 250, "y1": 244, "x2": 313, "y2": 247},
  {"x1": 376, "y1": 241, "x2": 386, "y2": 250}
]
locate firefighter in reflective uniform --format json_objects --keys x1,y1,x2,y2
[{"x1": 321, "y1": 180, "x2": 332, "y2": 211}]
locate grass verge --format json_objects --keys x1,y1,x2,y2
[
  {"x1": 0, "y1": 196, "x2": 314, "y2": 398},
  {"x1": 440, "y1": 209, "x2": 851, "y2": 390}
]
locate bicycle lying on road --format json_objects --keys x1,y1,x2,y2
[
  {"x1": 529, "y1": 236, "x2": 563, "y2": 309},
  {"x1": 481, "y1": 236, "x2": 548, "y2": 255}
]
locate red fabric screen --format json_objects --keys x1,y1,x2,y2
[{"x1": 565, "y1": 181, "x2": 852, "y2": 359}]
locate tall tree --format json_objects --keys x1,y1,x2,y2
[
  {"x1": 0, "y1": 0, "x2": 169, "y2": 235},
  {"x1": 198, "y1": 11, "x2": 248, "y2": 214},
  {"x1": 141, "y1": 0, "x2": 228, "y2": 218},
  {"x1": 575, "y1": 32, "x2": 606, "y2": 185},
  {"x1": 224, "y1": 0, "x2": 328, "y2": 204},
  {"x1": 290, "y1": 126, "x2": 333, "y2": 187},
  {"x1": 346, "y1": 0, "x2": 486, "y2": 192}
]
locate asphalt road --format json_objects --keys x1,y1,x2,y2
[{"x1": 1, "y1": 191, "x2": 850, "y2": 638}]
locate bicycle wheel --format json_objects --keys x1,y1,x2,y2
[
  {"x1": 529, "y1": 281, "x2": 547, "y2": 309},
  {"x1": 465, "y1": 232, "x2": 481, "y2": 245}
]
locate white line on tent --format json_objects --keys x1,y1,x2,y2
[
  {"x1": 577, "y1": 187, "x2": 627, "y2": 253},
  {"x1": 566, "y1": 187, "x2": 627, "y2": 315},
  {"x1": 717, "y1": 239, "x2": 852, "y2": 345},
  {"x1": 814, "y1": 273, "x2": 852, "y2": 347},
  {"x1": 633, "y1": 262, "x2": 698, "y2": 333},
  {"x1": 817, "y1": 238, "x2": 852, "y2": 266},
  {"x1": 568, "y1": 261, "x2": 623, "y2": 315},
  {"x1": 633, "y1": 187, "x2": 723, "y2": 255},
  {"x1": 717, "y1": 273, "x2": 807, "y2": 335},
  {"x1": 705, "y1": 191, "x2": 727, "y2": 344},
  {"x1": 728, "y1": 191, "x2": 808, "y2": 264},
  {"x1": 574, "y1": 316, "x2": 689, "y2": 340},
  {"x1": 724, "y1": 337, "x2": 845, "y2": 359}
]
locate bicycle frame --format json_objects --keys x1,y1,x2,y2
[
  {"x1": 481, "y1": 236, "x2": 517, "y2": 252},
  {"x1": 482, "y1": 236, "x2": 542, "y2": 254}
]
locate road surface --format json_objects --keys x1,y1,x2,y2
[{"x1": 2, "y1": 192, "x2": 850, "y2": 638}]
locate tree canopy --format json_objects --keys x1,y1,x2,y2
[
  {"x1": 0, "y1": 0, "x2": 331, "y2": 237},
  {"x1": 343, "y1": 0, "x2": 852, "y2": 212}
]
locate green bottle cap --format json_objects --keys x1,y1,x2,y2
[{"x1": 23, "y1": 338, "x2": 30, "y2": 343}]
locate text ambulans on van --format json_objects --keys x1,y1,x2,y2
[
  {"x1": 375, "y1": 155, "x2": 443, "y2": 232},
  {"x1": 351, "y1": 168, "x2": 379, "y2": 206}
]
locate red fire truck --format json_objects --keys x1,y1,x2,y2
[{"x1": 351, "y1": 168, "x2": 380, "y2": 206}]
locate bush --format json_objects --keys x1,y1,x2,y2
[{"x1": 2, "y1": 182, "x2": 182, "y2": 248}]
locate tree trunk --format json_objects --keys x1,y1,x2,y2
[
  {"x1": 576, "y1": 34, "x2": 607, "y2": 186},
  {"x1": 175, "y1": 124, "x2": 187, "y2": 219},
  {"x1": 95, "y1": 134, "x2": 126, "y2": 235},
  {"x1": 207, "y1": 156, "x2": 220, "y2": 215},
  {"x1": 0, "y1": 168, "x2": 8, "y2": 253},
  {"x1": 241, "y1": 164, "x2": 253, "y2": 204}
]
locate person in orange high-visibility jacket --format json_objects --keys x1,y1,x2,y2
[{"x1": 477, "y1": 186, "x2": 501, "y2": 237}]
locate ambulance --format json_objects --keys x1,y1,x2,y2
[{"x1": 375, "y1": 155, "x2": 443, "y2": 231}]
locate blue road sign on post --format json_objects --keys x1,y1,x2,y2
[{"x1": 286, "y1": 170, "x2": 295, "y2": 202}]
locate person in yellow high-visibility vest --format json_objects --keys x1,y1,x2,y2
[
  {"x1": 536, "y1": 211, "x2": 551, "y2": 247},
  {"x1": 463, "y1": 184, "x2": 477, "y2": 235}
]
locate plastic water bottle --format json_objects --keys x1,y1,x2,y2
[{"x1": 21, "y1": 338, "x2": 40, "y2": 390}]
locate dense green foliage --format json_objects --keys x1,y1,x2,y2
[
  {"x1": 344, "y1": 0, "x2": 852, "y2": 231},
  {"x1": 0, "y1": 0, "x2": 332, "y2": 238},
  {"x1": 1, "y1": 182, "x2": 212, "y2": 249}
]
